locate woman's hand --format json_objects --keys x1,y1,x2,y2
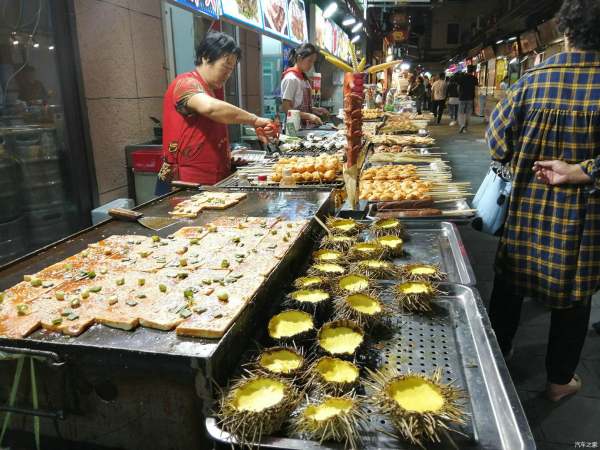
[
  {"x1": 306, "y1": 113, "x2": 323, "y2": 125},
  {"x1": 312, "y1": 107, "x2": 329, "y2": 117},
  {"x1": 231, "y1": 157, "x2": 249, "y2": 167},
  {"x1": 253, "y1": 116, "x2": 274, "y2": 129},
  {"x1": 253, "y1": 116, "x2": 279, "y2": 140},
  {"x1": 533, "y1": 160, "x2": 592, "y2": 185}
]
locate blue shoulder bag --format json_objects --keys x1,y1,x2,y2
[{"x1": 472, "y1": 162, "x2": 512, "y2": 235}]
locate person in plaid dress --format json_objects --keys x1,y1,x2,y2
[{"x1": 486, "y1": 0, "x2": 600, "y2": 402}]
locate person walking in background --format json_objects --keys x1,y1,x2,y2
[
  {"x1": 423, "y1": 74, "x2": 432, "y2": 111},
  {"x1": 457, "y1": 65, "x2": 478, "y2": 133},
  {"x1": 431, "y1": 73, "x2": 448, "y2": 124},
  {"x1": 446, "y1": 74, "x2": 460, "y2": 126},
  {"x1": 397, "y1": 71, "x2": 410, "y2": 95},
  {"x1": 486, "y1": 0, "x2": 600, "y2": 402},
  {"x1": 406, "y1": 73, "x2": 416, "y2": 96},
  {"x1": 409, "y1": 76, "x2": 426, "y2": 115}
]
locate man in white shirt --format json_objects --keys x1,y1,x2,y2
[
  {"x1": 431, "y1": 73, "x2": 448, "y2": 124},
  {"x1": 397, "y1": 71, "x2": 410, "y2": 94}
]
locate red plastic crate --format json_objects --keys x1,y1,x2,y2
[{"x1": 132, "y1": 149, "x2": 162, "y2": 173}]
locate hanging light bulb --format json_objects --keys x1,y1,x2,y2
[
  {"x1": 342, "y1": 17, "x2": 356, "y2": 26},
  {"x1": 11, "y1": 32, "x2": 19, "y2": 46},
  {"x1": 48, "y1": 45, "x2": 55, "y2": 51},
  {"x1": 323, "y1": 2, "x2": 338, "y2": 19},
  {"x1": 351, "y1": 35, "x2": 360, "y2": 44}
]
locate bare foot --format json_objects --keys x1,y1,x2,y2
[{"x1": 546, "y1": 375, "x2": 581, "y2": 402}]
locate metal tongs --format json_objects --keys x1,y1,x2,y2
[{"x1": 256, "y1": 118, "x2": 281, "y2": 155}]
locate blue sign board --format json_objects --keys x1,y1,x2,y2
[{"x1": 172, "y1": 0, "x2": 220, "y2": 19}]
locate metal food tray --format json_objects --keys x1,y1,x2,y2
[
  {"x1": 366, "y1": 199, "x2": 475, "y2": 222},
  {"x1": 231, "y1": 149, "x2": 268, "y2": 163},
  {"x1": 296, "y1": 127, "x2": 339, "y2": 138},
  {"x1": 364, "y1": 220, "x2": 476, "y2": 286},
  {"x1": 368, "y1": 147, "x2": 444, "y2": 161},
  {"x1": 364, "y1": 159, "x2": 450, "y2": 171},
  {"x1": 205, "y1": 283, "x2": 534, "y2": 450},
  {"x1": 216, "y1": 174, "x2": 344, "y2": 191}
]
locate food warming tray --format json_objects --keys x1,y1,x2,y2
[
  {"x1": 365, "y1": 220, "x2": 476, "y2": 286},
  {"x1": 366, "y1": 199, "x2": 475, "y2": 222},
  {"x1": 205, "y1": 283, "x2": 534, "y2": 450}
]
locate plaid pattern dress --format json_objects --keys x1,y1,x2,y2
[{"x1": 487, "y1": 51, "x2": 600, "y2": 308}]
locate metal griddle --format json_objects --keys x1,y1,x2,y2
[{"x1": 0, "y1": 189, "x2": 334, "y2": 382}]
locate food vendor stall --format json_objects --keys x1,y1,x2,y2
[
  {"x1": 0, "y1": 89, "x2": 535, "y2": 450},
  {"x1": 0, "y1": 4, "x2": 535, "y2": 450}
]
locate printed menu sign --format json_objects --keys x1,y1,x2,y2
[
  {"x1": 172, "y1": 0, "x2": 219, "y2": 19},
  {"x1": 221, "y1": 0, "x2": 263, "y2": 29},
  {"x1": 315, "y1": 5, "x2": 351, "y2": 63},
  {"x1": 287, "y1": 0, "x2": 308, "y2": 43},
  {"x1": 262, "y1": 0, "x2": 288, "y2": 38}
]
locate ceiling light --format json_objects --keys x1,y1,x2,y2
[
  {"x1": 496, "y1": 39, "x2": 504, "y2": 44},
  {"x1": 29, "y1": 35, "x2": 39, "y2": 48},
  {"x1": 508, "y1": 36, "x2": 517, "y2": 42},
  {"x1": 400, "y1": 63, "x2": 411, "y2": 71},
  {"x1": 351, "y1": 22, "x2": 363, "y2": 33},
  {"x1": 342, "y1": 17, "x2": 356, "y2": 26},
  {"x1": 10, "y1": 32, "x2": 19, "y2": 46},
  {"x1": 351, "y1": 35, "x2": 360, "y2": 44},
  {"x1": 323, "y1": 2, "x2": 338, "y2": 19},
  {"x1": 48, "y1": 45, "x2": 54, "y2": 51}
]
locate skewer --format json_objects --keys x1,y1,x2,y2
[
  {"x1": 313, "y1": 216, "x2": 332, "y2": 235},
  {"x1": 432, "y1": 193, "x2": 475, "y2": 198},
  {"x1": 441, "y1": 209, "x2": 477, "y2": 216}
]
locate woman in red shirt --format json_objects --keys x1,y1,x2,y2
[{"x1": 159, "y1": 32, "x2": 274, "y2": 186}]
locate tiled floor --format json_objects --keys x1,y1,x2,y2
[{"x1": 430, "y1": 115, "x2": 600, "y2": 450}]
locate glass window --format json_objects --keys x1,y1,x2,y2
[
  {"x1": 0, "y1": 0, "x2": 93, "y2": 264},
  {"x1": 261, "y1": 35, "x2": 282, "y2": 117}
]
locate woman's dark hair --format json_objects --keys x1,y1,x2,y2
[
  {"x1": 195, "y1": 32, "x2": 242, "y2": 66},
  {"x1": 288, "y1": 43, "x2": 318, "y2": 67},
  {"x1": 438, "y1": 72, "x2": 446, "y2": 80},
  {"x1": 557, "y1": 0, "x2": 600, "y2": 51}
]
